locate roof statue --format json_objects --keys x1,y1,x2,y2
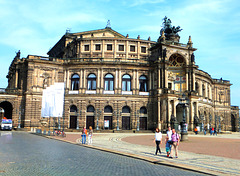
[
  {"x1": 159, "y1": 16, "x2": 182, "y2": 42},
  {"x1": 106, "y1": 20, "x2": 111, "y2": 29},
  {"x1": 161, "y1": 16, "x2": 182, "y2": 35},
  {"x1": 16, "y1": 50, "x2": 21, "y2": 58}
]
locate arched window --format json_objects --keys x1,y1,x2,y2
[
  {"x1": 140, "y1": 107, "x2": 147, "y2": 114},
  {"x1": 169, "y1": 54, "x2": 185, "y2": 67},
  {"x1": 104, "y1": 105, "x2": 113, "y2": 113},
  {"x1": 70, "y1": 105, "x2": 77, "y2": 112},
  {"x1": 87, "y1": 74, "x2": 96, "y2": 90},
  {"x1": 122, "y1": 74, "x2": 131, "y2": 91},
  {"x1": 122, "y1": 106, "x2": 130, "y2": 113},
  {"x1": 87, "y1": 105, "x2": 95, "y2": 112},
  {"x1": 139, "y1": 75, "x2": 148, "y2": 92},
  {"x1": 71, "y1": 74, "x2": 79, "y2": 90},
  {"x1": 104, "y1": 74, "x2": 114, "y2": 91}
]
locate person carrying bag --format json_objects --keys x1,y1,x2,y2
[{"x1": 169, "y1": 129, "x2": 180, "y2": 159}]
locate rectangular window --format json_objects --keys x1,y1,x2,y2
[
  {"x1": 92, "y1": 80, "x2": 96, "y2": 90},
  {"x1": 119, "y1": 45, "x2": 124, "y2": 51},
  {"x1": 105, "y1": 81, "x2": 109, "y2": 90},
  {"x1": 110, "y1": 80, "x2": 114, "y2": 90},
  {"x1": 107, "y1": 44, "x2": 112, "y2": 51},
  {"x1": 141, "y1": 46, "x2": 146, "y2": 53},
  {"x1": 127, "y1": 81, "x2": 131, "y2": 91},
  {"x1": 122, "y1": 81, "x2": 126, "y2": 91},
  {"x1": 84, "y1": 45, "x2": 89, "y2": 51},
  {"x1": 95, "y1": 44, "x2": 101, "y2": 51},
  {"x1": 168, "y1": 83, "x2": 172, "y2": 90},
  {"x1": 130, "y1": 45, "x2": 135, "y2": 52}
]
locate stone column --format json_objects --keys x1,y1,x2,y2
[
  {"x1": 193, "y1": 71, "x2": 196, "y2": 91},
  {"x1": 115, "y1": 69, "x2": 118, "y2": 94},
  {"x1": 97, "y1": 69, "x2": 100, "y2": 94},
  {"x1": 158, "y1": 100, "x2": 161, "y2": 130},
  {"x1": 136, "y1": 70, "x2": 139, "y2": 95},
  {"x1": 186, "y1": 72, "x2": 189, "y2": 91},
  {"x1": 90, "y1": 40, "x2": 93, "y2": 58},
  {"x1": 158, "y1": 68, "x2": 161, "y2": 89},
  {"x1": 83, "y1": 69, "x2": 86, "y2": 91},
  {"x1": 114, "y1": 40, "x2": 117, "y2": 58},
  {"x1": 199, "y1": 81, "x2": 202, "y2": 96},
  {"x1": 80, "y1": 69, "x2": 83, "y2": 93},
  {"x1": 125, "y1": 40, "x2": 128, "y2": 58},
  {"x1": 100, "y1": 69, "x2": 104, "y2": 94},
  {"x1": 119, "y1": 70, "x2": 122, "y2": 94},
  {"x1": 132, "y1": 70, "x2": 136, "y2": 94},
  {"x1": 165, "y1": 70, "x2": 168, "y2": 88},
  {"x1": 66, "y1": 70, "x2": 69, "y2": 90},
  {"x1": 102, "y1": 40, "x2": 105, "y2": 58},
  {"x1": 137, "y1": 41, "x2": 140, "y2": 59}
]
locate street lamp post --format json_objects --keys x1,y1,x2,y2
[
  {"x1": 178, "y1": 94, "x2": 188, "y2": 141},
  {"x1": 117, "y1": 109, "x2": 119, "y2": 131},
  {"x1": 200, "y1": 114, "x2": 204, "y2": 132},
  {"x1": 76, "y1": 111, "x2": 80, "y2": 130},
  {"x1": 137, "y1": 110, "x2": 140, "y2": 131},
  {"x1": 96, "y1": 109, "x2": 101, "y2": 130},
  {"x1": 209, "y1": 114, "x2": 212, "y2": 129},
  {"x1": 18, "y1": 106, "x2": 21, "y2": 128},
  {"x1": 218, "y1": 116, "x2": 221, "y2": 133},
  {"x1": 58, "y1": 116, "x2": 61, "y2": 130}
]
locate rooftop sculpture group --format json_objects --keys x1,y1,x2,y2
[{"x1": 161, "y1": 16, "x2": 182, "y2": 35}]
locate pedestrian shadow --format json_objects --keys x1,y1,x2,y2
[{"x1": 141, "y1": 152, "x2": 169, "y2": 158}]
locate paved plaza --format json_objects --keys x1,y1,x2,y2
[
  {"x1": 0, "y1": 131, "x2": 204, "y2": 176},
  {"x1": 50, "y1": 131, "x2": 240, "y2": 175}
]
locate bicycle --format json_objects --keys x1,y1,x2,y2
[{"x1": 54, "y1": 130, "x2": 66, "y2": 137}]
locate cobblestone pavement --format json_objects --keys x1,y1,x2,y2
[
  {"x1": 49, "y1": 132, "x2": 240, "y2": 175},
  {"x1": 0, "y1": 131, "x2": 205, "y2": 176}
]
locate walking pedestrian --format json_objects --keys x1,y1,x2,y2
[
  {"x1": 204, "y1": 126, "x2": 207, "y2": 135},
  {"x1": 88, "y1": 126, "x2": 93, "y2": 145},
  {"x1": 165, "y1": 126, "x2": 172, "y2": 157},
  {"x1": 81, "y1": 127, "x2": 87, "y2": 144},
  {"x1": 169, "y1": 129, "x2": 180, "y2": 159},
  {"x1": 194, "y1": 127, "x2": 198, "y2": 135},
  {"x1": 153, "y1": 128, "x2": 162, "y2": 155},
  {"x1": 210, "y1": 127, "x2": 214, "y2": 135},
  {"x1": 214, "y1": 128, "x2": 217, "y2": 136}
]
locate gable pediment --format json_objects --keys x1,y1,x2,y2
[{"x1": 72, "y1": 28, "x2": 126, "y2": 39}]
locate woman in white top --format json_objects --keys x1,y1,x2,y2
[{"x1": 153, "y1": 128, "x2": 162, "y2": 155}]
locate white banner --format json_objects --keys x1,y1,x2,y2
[{"x1": 41, "y1": 82, "x2": 65, "y2": 118}]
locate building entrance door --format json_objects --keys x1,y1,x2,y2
[
  {"x1": 104, "y1": 116, "x2": 112, "y2": 129},
  {"x1": 231, "y1": 114, "x2": 236, "y2": 132},
  {"x1": 139, "y1": 117, "x2": 147, "y2": 130},
  {"x1": 70, "y1": 115, "x2": 77, "y2": 129},
  {"x1": 122, "y1": 116, "x2": 130, "y2": 130},
  {"x1": 86, "y1": 116, "x2": 94, "y2": 129}
]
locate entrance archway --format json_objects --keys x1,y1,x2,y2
[
  {"x1": 139, "y1": 107, "x2": 147, "y2": 130},
  {"x1": 104, "y1": 105, "x2": 113, "y2": 130},
  {"x1": 69, "y1": 105, "x2": 77, "y2": 129},
  {"x1": 231, "y1": 114, "x2": 236, "y2": 132},
  {"x1": 0, "y1": 101, "x2": 13, "y2": 119},
  {"x1": 122, "y1": 106, "x2": 131, "y2": 130},
  {"x1": 86, "y1": 105, "x2": 95, "y2": 129},
  {"x1": 176, "y1": 104, "x2": 183, "y2": 130}
]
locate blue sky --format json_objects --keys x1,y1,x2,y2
[{"x1": 0, "y1": 0, "x2": 239, "y2": 106}]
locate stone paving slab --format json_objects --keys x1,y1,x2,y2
[{"x1": 42, "y1": 132, "x2": 240, "y2": 176}]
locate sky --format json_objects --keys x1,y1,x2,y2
[{"x1": 0, "y1": 0, "x2": 239, "y2": 107}]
